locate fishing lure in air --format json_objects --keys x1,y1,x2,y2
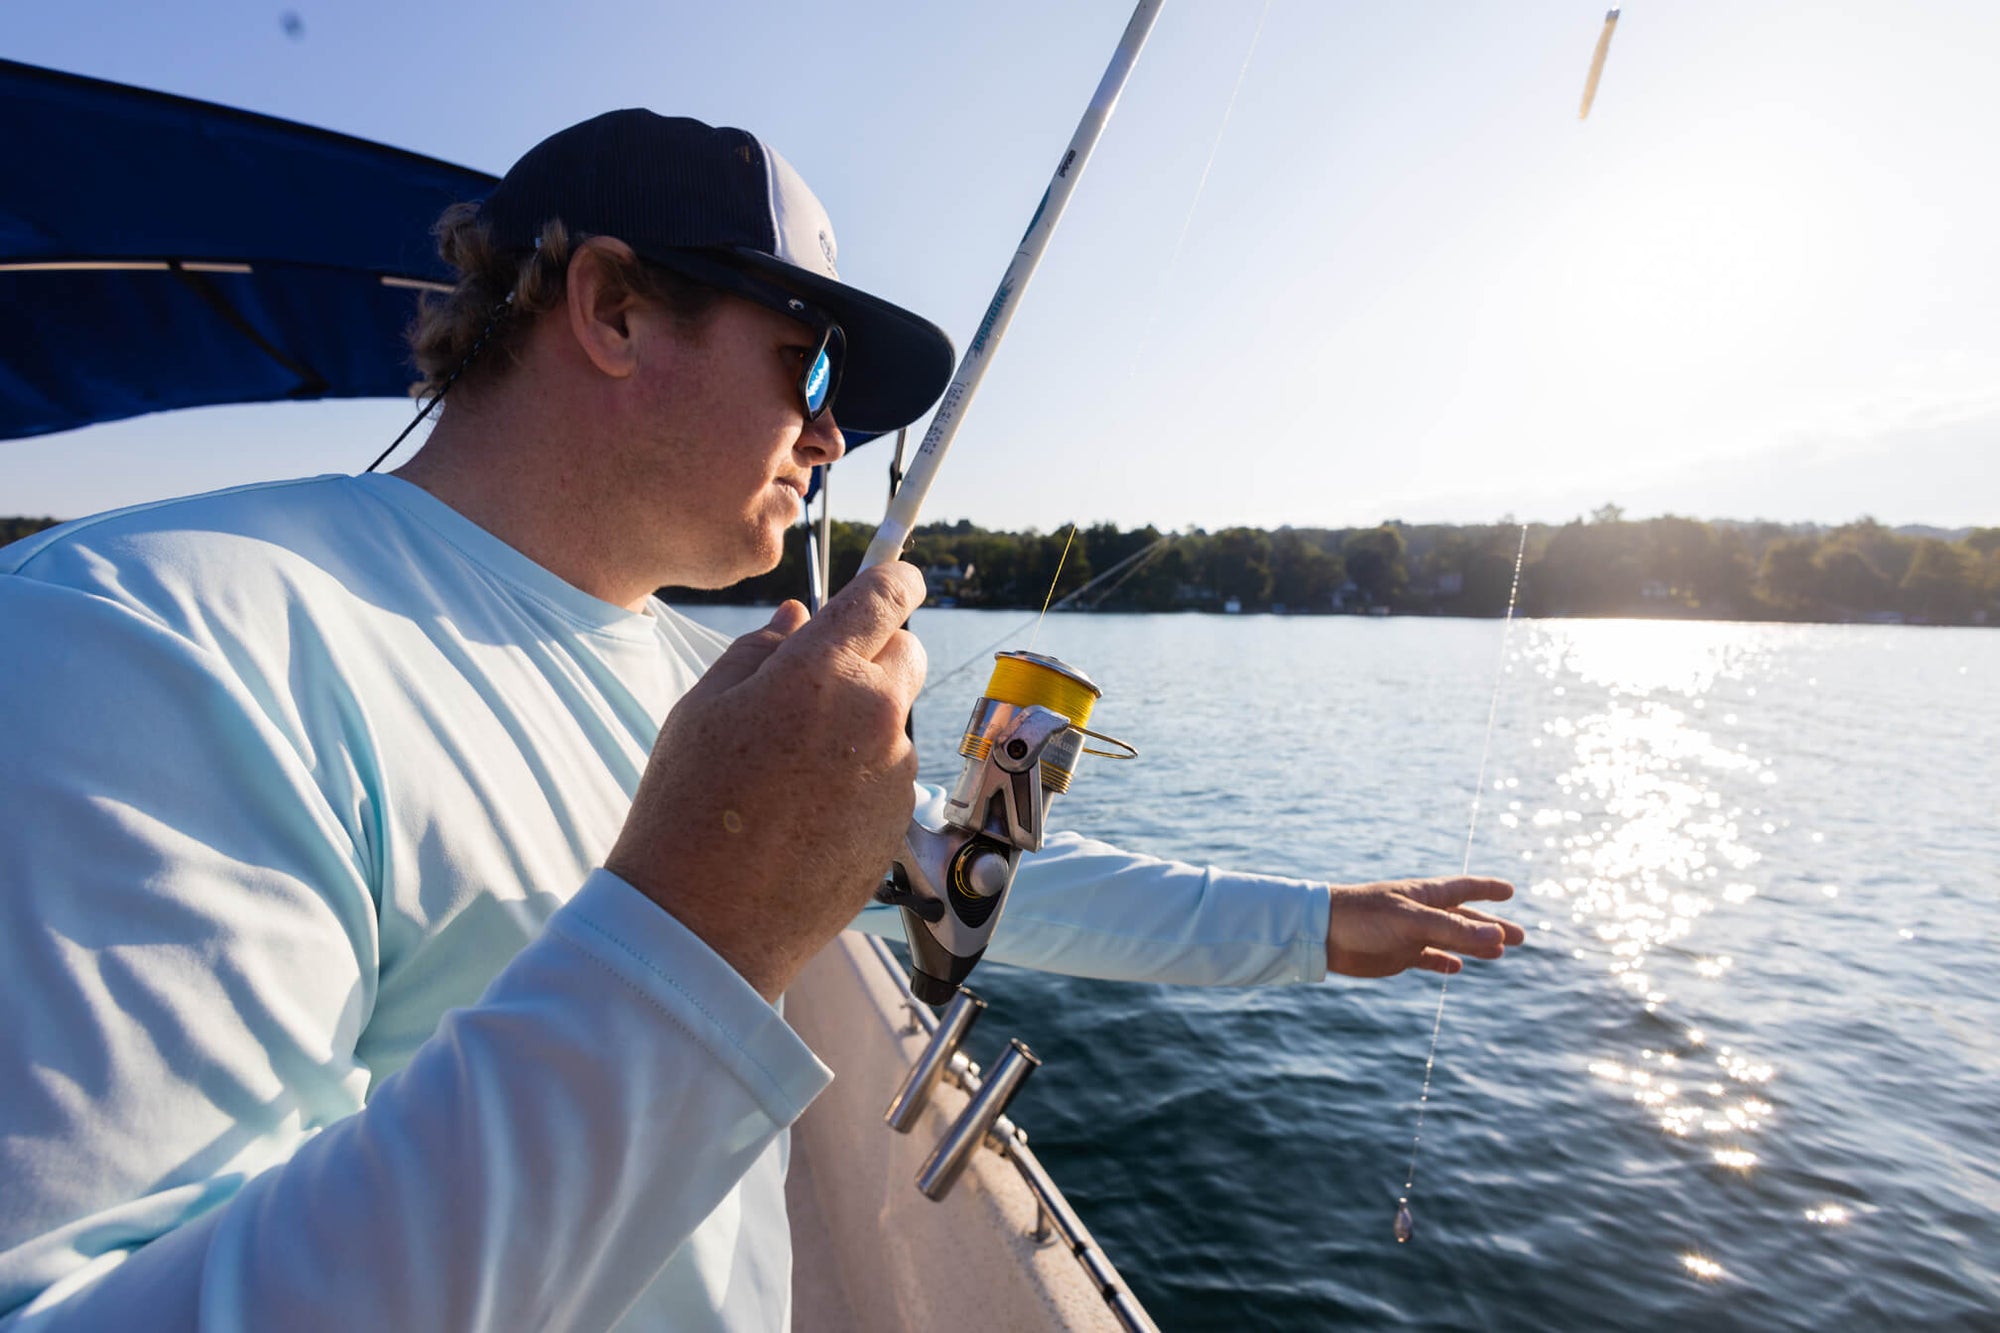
[{"x1": 1579, "y1": 9, "x2": 1621, "y2": 120}]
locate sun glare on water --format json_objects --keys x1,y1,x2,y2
[
  {"x1": 1507, "y1": 622, "x2": 1828, "y2": 1282},
  {"x1": 1682, "y1": 1254, "x2": 1727, "y2": 1281}
]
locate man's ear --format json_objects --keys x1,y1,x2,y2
[{"x1": 566, "y1": 238, "x2": 644, "y2": 380}]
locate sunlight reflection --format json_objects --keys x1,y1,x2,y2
[
  {"x1": 1534, "y1": 619, "x2": 1758, "y2": 697},
  {"x1": 1516, "y1": 622, "x2": 1803, "y2": 1262}
]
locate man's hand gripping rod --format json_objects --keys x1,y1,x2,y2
[{"x1": 858, "y1": 0, "x2": 1162, "y2": 1002}]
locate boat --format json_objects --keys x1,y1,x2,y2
[{"x1": 0, "y1": 56, "x2": 1156, "y2": 1332}]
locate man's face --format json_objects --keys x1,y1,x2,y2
[{"x1": 623, "y1": 292, "x2": 845, "y2": 590}]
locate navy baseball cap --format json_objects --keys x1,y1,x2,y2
[{"x1": 479, "y1": 110, "x2": 954, "y2": 435}]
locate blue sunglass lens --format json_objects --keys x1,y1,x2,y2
[{"x1": 803, "y1": 347, "x2": 832, "y2": 415}]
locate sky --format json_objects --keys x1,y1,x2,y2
[{"x1": 8, "y1": 0, "x2": 1999, "y2": 532}]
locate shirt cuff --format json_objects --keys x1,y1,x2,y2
[{"x1": 549, "y1": 869, "x2": 833, "y2": 1125}]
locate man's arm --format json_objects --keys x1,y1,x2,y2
[
  {"x1": 6, "y1": 869, "x2": 830, "y2": 1332},
  {"x1": 847, "y1": 801, "x2": 1333, "y2": 985},
  {"x1": 846, "y1": 793, "x2": 1521, "y2": 986},
  {"x1": 0, "y1": 565, "x2": 926, "y2": 1330}
]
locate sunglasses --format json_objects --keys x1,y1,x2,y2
[{"x1": 641, "y1": 250, "x2": 845, "y2": 423}]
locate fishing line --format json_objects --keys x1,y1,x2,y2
[
  {"x1": 1395, "y1": 523, "x2": 1529, "y2": 1244},
  {"x1": 1068, "y1": 531, "x2": 1173, "y2": 611},
  {"x1": 1028, "y1": 523, "x2": 1081, "y2": 651},
  {"x1": 919, "y1": 534, "x2": 1175, "y2": 703},
  {"x1": 1161, "y1": 0, "x2": 1271, "y2": 284},
  {"x1": 1123, "y1": 0, "x2": 1272, "y2": 386},
  {"x1": 1398, "y1": 10, "x2": 1624, "y2": 1224}
]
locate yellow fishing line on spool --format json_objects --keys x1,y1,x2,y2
[{"x1": 985, "y1": 651, "x2": 1099, "y2": 730}]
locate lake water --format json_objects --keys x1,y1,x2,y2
[{"x1": 684, "y1": 606, "x2": 1999, "y2": 1330}]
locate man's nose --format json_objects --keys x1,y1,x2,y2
[{"x1": 800, "y1": 409, "x2": 845, "y2": 466}]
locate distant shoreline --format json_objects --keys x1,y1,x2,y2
[
  {"x1": 698, "y1": 600, "x2": 1991, "y2": 630},
  {"x1": 667, "y1": 511, "x2": 2000, "y2": 631},
  {"x1": 11, "y1": 510, "x2": 1994, "y2": 629}
]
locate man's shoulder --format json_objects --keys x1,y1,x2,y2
[
  {"x1": 1, "y1": 474, "x2": 372, "y2": 581},
  {"x1": 0, "y1": 475, "x2": 419, "y2": 648}
]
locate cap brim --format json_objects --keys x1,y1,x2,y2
[{"x1": 724, "y1": 248, "x2": 955, "y2": 436}]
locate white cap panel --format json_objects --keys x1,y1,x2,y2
[{"x1": 759, "y1": 138, "x2": 839, "y2": 280}]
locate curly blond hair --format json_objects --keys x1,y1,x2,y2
[{"x1": 406, "y1": 202, "x2": 722, "y2": 398}]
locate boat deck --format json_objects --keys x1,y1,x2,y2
[{"x1": 785, "y1": 933, "x2": 1129, "y2": 1332}]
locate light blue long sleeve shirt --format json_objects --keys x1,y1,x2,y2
[{"x1": 0, "y1": 474, "x2": 1330, "y2": 1330}]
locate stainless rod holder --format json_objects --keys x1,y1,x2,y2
[
  {"x1": 916, "y1": 1039, "x2": 1041, "y2": 1201},
  {"x1": 861, "y1": 934, "x2": 1155, "y2": 1332},
  {"x1": 885, "y1": 988, "x2": 985, "y2": 1133}
]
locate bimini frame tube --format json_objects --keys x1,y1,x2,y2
[{"x1": 859, "y1": 0, "x2": 1165, "y2": 573}]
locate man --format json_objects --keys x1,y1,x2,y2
[{"x1": 0, "y1": 111, "x2": 1521, "y2": 1330}]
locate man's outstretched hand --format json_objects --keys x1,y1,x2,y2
[
  {"x1": 607, "y1": 562, "x2": 928, "y2": 1001},
  {"x1": 1325, "y1": 876, "x2": 1524, "y2": 978}
]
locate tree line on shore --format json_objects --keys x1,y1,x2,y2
[
  {"x1": 8, "y1": 508, "x2": 1994, "y2": 625},
  {"x1": 672, "y1": 505, "x2": 2000, "y2": 626},
  {"x1": 0, "y1": 517, "x2": 58, "y2": 547}
]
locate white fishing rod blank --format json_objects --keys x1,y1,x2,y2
[{"x1": 859, "y1": 0, "x2": 1165, "y2": 573}]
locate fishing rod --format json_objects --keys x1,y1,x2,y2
[
  {"x1": 859, "y1": 0, "x2": 1162, "y2": 577},
  {"x1": 864, "y1": 0, "x2": 1161, "y2": 1005}
]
